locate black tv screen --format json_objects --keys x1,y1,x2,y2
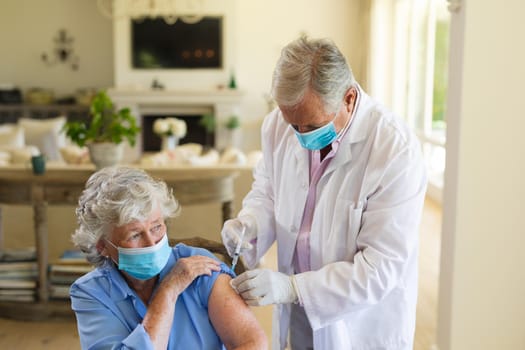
[{"x1": 131, "y1": 17, "x2": 222, "y2": 69}]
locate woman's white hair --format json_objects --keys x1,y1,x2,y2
[
  {"x1": 271, "y1": 36, "x2": 355, "y2": 114},
  {"x1": 72, "y1": 166, "x2": 180, "y2": 267}
]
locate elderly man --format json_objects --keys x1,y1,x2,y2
[{"x1": 222, "y1": 36, "x2": 427, "y2": 349}]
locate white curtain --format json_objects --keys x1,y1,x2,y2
[{"x1": 368, "y1": 0, "x2": 434, "y2": 128}]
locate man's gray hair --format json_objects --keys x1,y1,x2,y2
[
  {"x1": 72, "y1": 166, "x2": 180, "y2": 267},
  {"x1": 271, "y1": 36, "x2": 355, "y2": 114}
]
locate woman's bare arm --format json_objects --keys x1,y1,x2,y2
[
  {"x1": 209, "y1": 274, "x2": 268, "y2": 350},
  {"x1": 142, "y1": 255, "x2": 221, "y2": 349}
]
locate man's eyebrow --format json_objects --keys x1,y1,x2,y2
[{"x1": 294, "y1": 121, "x2": 326, "y2": 129}]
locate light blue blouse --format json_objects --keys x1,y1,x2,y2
[{"x1": 70, "y1": 243, "x2": 235, "y2": 349}]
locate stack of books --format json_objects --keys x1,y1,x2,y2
[
  {"x1": 49, "y1": 249, "x2": 93, "y2": 299},
  {"x1": 0, "y1": 247, "x2": 38, "y2": 302}
]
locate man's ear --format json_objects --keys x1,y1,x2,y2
[{"x1": 343, "y1": 87, "x2": 357, "y2": 112}]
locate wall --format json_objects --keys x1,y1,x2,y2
[
  {"x1": 0, "y1": 0, "x2": 367, "y2": 152},
  {"x1": 112, "y1": 0, "x2": 239, "y2": 92},
  {"x1": 234, "y1": 0, "x2": 367, "y2": 152},
  {"x1": 0, "y1": 1, "x2": 368, "y2": 256},
  {"x1": 0, "y1": 0, "x2": 113, "y2": 97},
  {"x1": 438, "y1": 0, "x2": 525, "y2": 349}
]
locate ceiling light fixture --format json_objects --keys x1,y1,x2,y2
[{"x1": 96, "y1": 0, "x2": 204, "y2": 25}]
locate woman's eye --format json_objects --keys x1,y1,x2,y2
[
  {"x1": 152, "y1": 224, "x2": 163, "y2": 233},
  {"x1": 129, "y1": 233, "x2": 141, "y2": 241}
]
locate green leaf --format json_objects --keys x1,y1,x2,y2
[
  {"x1": 225, "y1": 115, "x2": 240, "y2": 129},
  {"x1": 61, "y1": 90, "x2": 140, "y2": 147},
  {"x1": 199, "y1": 114, "x2": 216, "y2": 133}
]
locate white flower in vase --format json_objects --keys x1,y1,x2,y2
[{"x1": 153, "y1": 117, "x2": 187, "y2": 151}]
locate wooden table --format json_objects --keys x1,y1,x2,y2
[{"x1": 0, "y1": 164, "x2": 240, "y2": 320}]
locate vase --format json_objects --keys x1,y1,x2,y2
[
  {"x1": 161, "y1": 135, "x2": 179, "y2": 151},
  {"x1": 88, "y1": 142, "x2": 124, "y2": 169},
  {"x1": 224, "y1": 128, "x2": 241, "y2": 149}
]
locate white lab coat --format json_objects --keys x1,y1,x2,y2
[{"x1": 240, "y1": 88, "x2": 427, "y2": 349}]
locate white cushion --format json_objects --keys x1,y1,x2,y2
[
  {"x1": 175, "y1": 143, "x2": 203, "y2": 158},
  {"x1": 219, "y1": 147, "x2": 247, "y2": 165},
  {"x1": 10, "y1": 146, "x2": 40, "y2": 164},
  {"x1": 0, "y1": 124, "x2": 25, "y2": 150},
  {"x1": 139, "y1": 152, "x2": 173, "y2": 167},
  {"x1": 0, "y1": 150, "x2": 11, "y2": 165},
  {"x1": 19, "y1": 116, "x2": 67, "y2": 161},
  {"x1": 60, "y1": 145, "x2": 90, "y2": 164},
  {"x1": 188, "y1": 149, "x2": 219, "y2": 166},
  {"x1": 173, "y1": 143, "x2": 203, "y2": 164}
]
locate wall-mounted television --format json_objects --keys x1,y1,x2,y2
[{"x1": 131, "y1": 17, "x2": 222, "y2": 69}]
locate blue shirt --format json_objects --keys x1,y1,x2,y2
[{"x1": 70, "y1": 243, "x2": 235, "y2": 350}]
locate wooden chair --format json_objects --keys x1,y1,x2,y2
[{"x1": 169, "y1": 236, "x2": 246, "y2": 275}]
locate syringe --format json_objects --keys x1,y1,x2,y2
[{"x1": 230, "y1": 225, "x2": 246, "y2": 271}]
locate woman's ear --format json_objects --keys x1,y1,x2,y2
[{"x1": 96, "y1": 240, "x2": 107, "y2": 256}]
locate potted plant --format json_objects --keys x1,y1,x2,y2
[
  {"x1": 224, "y1": 115, "x2": 241, "y2": 149},
  {"x1": 62, "y1": 90, "x2": 140, "y2": 168},
  {"x1": 199, "y1": 113, "x2": 216, "y2": 150},
  {"x1": 224, "y1": 115, "x2": 240, "y2": 130}
]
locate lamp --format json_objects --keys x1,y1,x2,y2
[{"x1": 96, "y1": 0, "x2": 204, "y2": 24}]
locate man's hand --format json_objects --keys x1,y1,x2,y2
[
  {"x1": 221, "y1": 215, "x2": 257, "y2": 257},
  {"x1": 231, "y1": 269, "x2": 298, "y2": 306}
]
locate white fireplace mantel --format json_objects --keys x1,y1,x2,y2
[
  {"x1": 108, "y1": 88, "x2": 244, "y2": 106},
  {"x1": 108, "y1": 88, "x2": 244, "y2": 162}
]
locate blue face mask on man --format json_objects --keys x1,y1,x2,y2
[
  {"x1": 106, "y1": 234, "x2": 171, "y2": 280},
  {"x1": 294, "y1": 115, "x2": 338, "y2": 150}
]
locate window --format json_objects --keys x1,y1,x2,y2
[
  {"x1": 369, "y1": 0, "x2": 450, "y2": 202},
  {"x1": 420, "y1": 1, "x2": 449, "y2": 200}
]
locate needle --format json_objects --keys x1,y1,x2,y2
[{"x1": 231, "y1": 225, "x2": 246, "y2": 271}]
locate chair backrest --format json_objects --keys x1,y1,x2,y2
[{"x1": 169, "y1": 236, "x2": 245, "y2": 275}]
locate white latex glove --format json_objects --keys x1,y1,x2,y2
[
  {"x1": 231, "y1": 268, "x2": 298, "y2": 306},
  {"x1": 221, "y1": 215, "x2": 257, "y2": 257}
]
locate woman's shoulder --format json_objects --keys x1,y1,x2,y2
[
  {"x1": 171, "y1": 243, "x2": 235, "y2": 279},
  {"x1": 172, "y1": 243, "x2": 216, "y2": 259},
  {"x1": 71, "y1": 263, "x2": 122, "y2": 292},
  {"x1": 72, "y1": 265, "x2": 107, "y2": 285}
]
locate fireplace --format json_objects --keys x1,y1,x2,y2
[{"x1": 108, "y1": 88, "x2": 243, "y2": 163}]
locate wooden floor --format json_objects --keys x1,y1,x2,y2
[
  {"x1": 0, "y1": 198, "x2": 442, "y2": 350},
  {"x1": 414, "y1": 198, "x2": 442, "y2": 350}
]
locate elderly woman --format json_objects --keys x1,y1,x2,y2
[{"x1": 70, "y1": 166, "x2": 267, "y2": 350}]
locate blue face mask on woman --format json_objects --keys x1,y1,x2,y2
[
  {"x1": 294, "y1": 115, "x2": 338, "y2": 150},
  {"x1": 106, "y1": 234, "x2": 171, "y2": 280}
]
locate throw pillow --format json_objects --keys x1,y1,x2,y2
[
  {"x1": 0, "y1": 124, "x2": 25, "y2": 150},
  {"x1": 10, "y1": 146, "x2": 40, "y2": 164},
  {"x1": 0, "y1": 150, "x2": 11, "y2": 165},
  {"x1": 19, "y1": 116, "x2": 67, "y2": 161}
]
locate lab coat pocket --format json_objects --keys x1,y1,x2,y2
[
  {"x1": 313, "y1": 319, "x2": 352, "y2": 349},
  {"x1": 348, "y1": 201, "x2": 364, "y2": 239},
  {"x1": 327, "y1": 200, "x2": 364, "y2": 261}
]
